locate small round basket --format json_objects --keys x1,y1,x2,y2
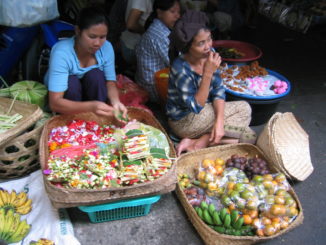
[{"x1": 0, "y1": 124, "x2": 43, "y2": 178}]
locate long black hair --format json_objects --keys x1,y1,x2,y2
[
  {"x1": 144, "y1": 0, "x2": 180, "y2": 30},
  {"x1": 76, "y1": 6, "x2": 108, "y2": 31}
]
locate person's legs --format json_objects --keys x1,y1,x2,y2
[
  {"x1": 64, "y1": 75, "x2": 82, "y2": 101},
  {"x1": 81, "y1": 68, "x2": 108, "y2": 102},
  {"x1": 224, "y1": 101, "x2": 257, "y2": 144}
]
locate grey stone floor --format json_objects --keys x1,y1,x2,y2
[{"x1": 68, "y1": 16, "x2": 326, "y2": 245}]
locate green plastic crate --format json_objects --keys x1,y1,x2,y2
[{"x1": 78, "y1": 195, "x2": 161, "y2": 223}]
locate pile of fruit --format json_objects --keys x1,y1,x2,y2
[
  {"x1": 179, "y1": 154, "x2": 299, "y2": 237},
  {"x1": 0, "y1": 189, "x2": 32, "y2": 243}
]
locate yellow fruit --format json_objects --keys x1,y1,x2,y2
[
  {"x1": 202, "y1": 159, "x2": 215, "y2": 168},
  {"x1": 197, "y1": 171, "x2": 206, "y2": 181},
  {"x1": 214, "y1": 158, "x2": 225, "y2": 166},
  {"x1": 207, "y1": 182, "x2": 218, "y2": 191},
  {"x1": 270, "y1": 204, "x2": 287, "y2": 216}
]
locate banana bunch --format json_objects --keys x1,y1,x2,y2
[
  {"x1": 30, "y1": 238, "x2": 55, "y2": 245},
  {"x1": 194, "y1": 201, "x2": 254, "y2": 236},
  {"x1": 0, "y1": 208, "x2": 31, "y2": 243},
  {"x1": 0, "y1": 189, "x2": 32, "y2": 215}
]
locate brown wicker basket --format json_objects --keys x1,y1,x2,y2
[
  {"x1": 0, "y1": 97, "x2": 43, "y2": 146},
  {"x1": 175, "y1": 144, "x2": 304, "y2": 245},
  {"x1": 0, "y1": 125, "x2": 43, "y2": 178},
  {"x1": 39, "y1": 107, "x2": 177, "y2": 208}
]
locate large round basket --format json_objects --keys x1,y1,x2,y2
[
  {"x1": 39, "y1": 107, "x2": 177, "y2": 208},
  {"x1": 175, "y1": 143, "x2": 304, "y2": 245}
]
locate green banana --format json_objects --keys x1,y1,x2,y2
[
  {"x1": 208, "y1": 203, "x2": 216, "y2": 216},
  {"x1": 219, "y1": 208, "x2": 228, "y2": 222},
  {"x1": 223, "y1": 214, "x2": 231, "y2": 228},
  {"x1": 233, "y1": 217, "x2": 244, "y2": 230},
  {"x1": 233, "y1": 230, "x2": 242, "y2": 236},
  {"x1": 230, "y1": 210, "x2": 239, "y2": 226},
  {"x1": 214, "y1": 226, "x2": 225, "y2": 233},
  {"x1": 212, "y1": 211, "x2": 222, "y2": 225},
  {"x1": 196, "y1": 207, "x2": 204, "y2": 220},
  {"x1": 203, "y1": 209, "x2": 214, "y2": 225},
  {"x1": 200, "y1": 201, "x2": 208, "y2": 210}
]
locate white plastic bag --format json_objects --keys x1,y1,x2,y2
[
  {"x1": 0, "y1": 0, "x2": 59, "y2": 27},
  {"x1": 0, "y1": 170, "x2": 80, "y2": 245}
]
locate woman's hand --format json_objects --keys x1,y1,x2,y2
[
  {"x1": 203, "y1": 51, "x2": 221, "y2": 76},
  {"x1": 209, "y1": 121, "x2": 225, "y2": 144},
  {"x1": 112, "y1": 102, "x2": 128, "y2": 123},
  {"x1": 92, "y1": 101, "x2": 115, "y2": 117}
]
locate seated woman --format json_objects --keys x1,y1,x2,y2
[
  {"x1": 135, "y1": 0, "x2": 180, "y2": 103},
  {"x1": 45, "y1": 6, "x2": 127, "y2": 120},
  {"x1": 167, "y1": 10, "x2": 256, "y2": 156}
]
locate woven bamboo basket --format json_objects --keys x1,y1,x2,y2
[
  {"x1": 175, "y1": 143, "x2": 304, "y2": 245},
  {"x1": 39, "y1": 107, "x2": 177, "y2": 208},
  {"x1": 0, "y1": 97, "x2": 43, "y2": 146},
  {"x1": 0, "y1": 125, "x2": 43, "y2": 179},
  {"x1": 256, "y1": 112, "x2": 313, "y2": 181}
]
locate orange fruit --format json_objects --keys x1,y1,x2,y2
[
  {"x1": 248, "y1": 209, "x2": 258, "y2": 219},
  {"x1": 264, "y1": 224, "x2": 276, "y2": 236},
  {"x1": 256, "y1": 228, "x2": 265, "y2": 237},
  {"x1": 214, "y1": 165, "x2": 224, "y2": 175},
  {"x1": 262, "y1": 217, "x2": 272, "y2": 225},
  {"x1": 243, "y1": 214, "x2": 252, "y2": 225},
  {"x1": 270, "y1": 204, "x2": 286, "y2": 216}
]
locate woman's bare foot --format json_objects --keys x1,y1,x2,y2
[{"x1": 176, "y1": 138, "x2": 195, "y2": 156}]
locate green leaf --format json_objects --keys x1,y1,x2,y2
[
  {"x1": 110, "y1": 179, "x2": 120, "y2": 187},
  {"x1": 123, "y1": 159, "x2": 142, "y2": 166},
  {"x1": 150, "y1": 148, "x2": 168, "y2": 159},
  {"x1": 125, "y1": 129, "x2": 144, "y2": 138}
]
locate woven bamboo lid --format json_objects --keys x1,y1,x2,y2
[{"x1": 257, "y1": 112, "x2": 313, "y2": 181}]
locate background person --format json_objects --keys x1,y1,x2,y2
[
  {"x1": 167, "y1": 10, "x2": 256, "y2": 156},
  {"x1": 45, "y1": 6, "x2": 127, "y2": 119},
  {"x1": 120, "y1": 0, "x2": 154, "y2": 66},
  {"x1": 135, "y1": 0, "x2": 181, "y2": 103}
]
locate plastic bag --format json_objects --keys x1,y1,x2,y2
[
  {"x1": 0, "y1": 0, "x2": 59, "y2": 27},
  {"x1": 0, "y1": 170, "x2": 80, "y2": 245}
]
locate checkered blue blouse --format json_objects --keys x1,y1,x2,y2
[
  {"x1": 135, "y1": 19, "x2": 170, "y2": 102},
  {"x1": 166, "y1": 56, "x2": 225, "y2": 121}
]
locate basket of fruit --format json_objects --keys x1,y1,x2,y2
[
  {"x1": 39, "y1": 107, "x2": 177, "y2": 208},
  {"x1": 176, "y1": 143, "x2": 303, "y2": 245}
]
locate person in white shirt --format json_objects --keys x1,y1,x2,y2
[{"x1": 120, "y1": 0, "x2": 154, "y2": 65}]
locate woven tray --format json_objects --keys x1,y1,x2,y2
[
  {"x1": 0, "y1": 97, "x2": 43, "y2": 146},
  {"x1": 39, "y1": 107, "x2": 177, "y2": 208},
  {"x1": 175, "y1": 143, "x2": 304, "y2": 245},
  {"x1": 257, "y1": 112, "x2": 313, "y2": 181}
]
